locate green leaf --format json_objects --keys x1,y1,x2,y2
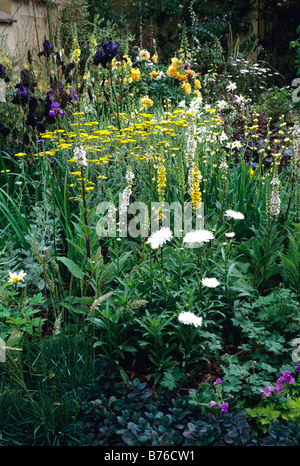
[{"x1": 57, "y1": 257, "x2": 83, "y2": 279}]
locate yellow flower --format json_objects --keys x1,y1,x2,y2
[
  {"x1": 139, "y1": 49, "x2": 150, "y2": 60},
  {"x1": 194, "y1": 79, "x2": 201, "y2": 89},
  {"x1": 130, "y1": 68, "x2": 141, "y2": 81},
  {"x1": 167, "y1": 65, "x2": 177, "y2": 78},
  {"x1": 151, "y1": 54, "x2": 157, "y2": 64},
  {"x1": 157, "y1": 164, "x2": 166, "y2": 200},
  {"x1": 190, "y1": 166, "x2": 202, "y2": 210},
  {"x1": 171, "y1": 57, "x2": 180, "y2": 67},
  {"x1": 150, "y1": 70, "x2": 158, "y2": 79},
  {"x1": 176, "y1": 72, "x2": 188, "y2": 82},
  {"x1": 141, "y1": 97, "x2": 153, "y2": 109},
  {"x1": 182, "y1": 82, "x2": 191, "y2": 95},
  {"x1": 185, "y1": 70, "x2": 195, "y2": 77},
  {"x1": 72, "y1": 48, "x2": 81, "y2": 63}
]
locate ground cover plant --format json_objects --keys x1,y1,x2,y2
[{"x1": 0, "y1": 5, "x2": 300, "y2": 446}]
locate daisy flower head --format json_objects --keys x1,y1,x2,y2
[
  {"x1": 224, "y1": 209, "x2": 244, "y2": 220},
  {"x1": 201, "y1": 277, "x2": 220, "y2": 288},
  {"x1": 183, "y1": 229, "x2": 214, "y2": 248},
  {"x1": 178, "y1": 311, "x2": 203, "y2": 328},
  {"x1": 8, "y1": 270, "x2": 27, "y2": 285},
  {"x1": 146, "y1": 227, "x2": 173, "y2": 249},
  {"x1": 225, "y1": 232, "x2": 235, "y2": 238}
]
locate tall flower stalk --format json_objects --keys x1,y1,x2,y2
[{"x1": 74, "y1": 145, "x2": 91, "y2": 259}]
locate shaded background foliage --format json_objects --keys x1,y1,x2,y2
[{"x1": 85, "y1": 0, "x2": 300, "y2": 82}]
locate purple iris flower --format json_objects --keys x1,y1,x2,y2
[
  {"x1": 49, "y1": 101, "x2": 64, "y2": 118},
  {"x1": 12, "y1": 85, "x2": 30, "y2": 106},
  {"x1": 70, "y1": 88, "x2": 79, "y2": 100},
  {"x1": 26, "y1": 112, "x2": 38, "y2": 128},
  {"x1": 93, "y1": 40, "x2": 120, "y2": 68},
  {"x1": 103, "y1": 40, "x2": 119, "y2": 57},
  {"x1": 0, "y1": 123, "x2": 10, "y2": 137},
  {"x1": 0, "y1": 64, "x2": 6, "y2": 78},
  {"x1": 42, "y1": 40, "x2": 54, "y2": 57},
  {"x1": 0, "y1": 64, "x2": 9, "y2": 82}
]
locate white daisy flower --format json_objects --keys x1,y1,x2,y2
[
  {"x1": 8, "y1": 270, "x2": 27, "y2": 285},
  {"x1": 225, "y1": 209, "x2": 245, "y2": 220},
  {"x1": 201, "y1": 277, "x2": 220, "y2": 288},
  {"x1": 147, "y1": 227, "x2": 173, "y2": 249},
  {"x1": 225, "y1": 232, "x2": 236, "y2": 238},
  {"x1": 178, "y1": 311, "x2": 203, "y2": 328},
  {"x1": 183, "y1": 229, "x2": 214, "y2": 246}
]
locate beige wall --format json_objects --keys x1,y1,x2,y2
[{"x1": 0, "y1": 0, "x2": 67, "y2": 55}]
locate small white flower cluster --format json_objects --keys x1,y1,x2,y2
[
  {"x1": 188, "y1": 96, "x2": 203, "y2": 116},
  {"x1": 226, "y1": 140, "x2": 242, "y2": 150},
  {"x1": 119, "y1": 167, "x2": 135, "y2": 232},
  {"x1": 74, "y1": 146, "x2": 87, "y2": 167},
  {"x1": 219, "y1": 153, "x2": 229, "y2": 182},
  {"x1": 217, "y1": 100, "x2": 227, "y2": 111},
  {"x1": 186, "y1": 132, "x2": 197, "y2": 164},
  {"x1": 270, "y1": 191, "x2": 281, "y2": 217},
  {"x1": 270, "y1": 177, "x2": 281, "y2": 217}
]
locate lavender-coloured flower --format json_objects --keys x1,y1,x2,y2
[
  {"x1": 70, "y1": 88, "x2": 79, "y2": 100},
  {"x1": 277, "y1": 370, "x2": 295, "y2": 384},
  {"x1": 273, "y1": 384, "x2": 283, "y2": 394},
  {"x1": 220, "y1": 401, "x2": 229, "y2": 413},
  {"x1": 260, "y1": 385, "x2": 272, "y2": 397},
  {"x1": 214, "y1": 378, "x2": 222, "y2": 385}
]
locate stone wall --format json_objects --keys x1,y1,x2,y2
[{"x1": 0, "y1": 0, "x2": 68, "y2": 55}]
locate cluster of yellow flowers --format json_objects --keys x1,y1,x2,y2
[
  {"x1": 72, "y1": 39, "x2": 81, "y2": 64},
  {"x1": 139, "y1": 49, "x2": 157, "y2": 64},
  {"x1": 190, "y1": 165, "x2": 202, "y2": 210},
  {"x1": 140, "y1": 96, "x2": 153, "y2": 109},
  {"x1": 167, "y1": 57, "x2": 201, "y2": 97}
]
